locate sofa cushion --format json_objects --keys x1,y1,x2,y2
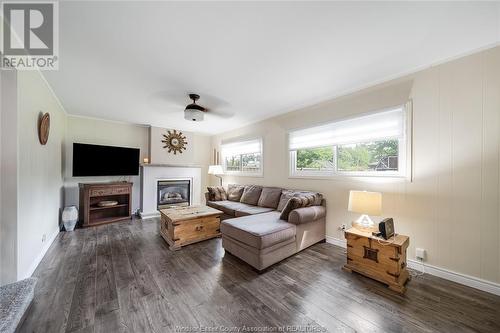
[
  {"x1": 227, "y1": 184, "x2": 245, "y2": 202},
  {"x1": 221, "y1": 212, "x2": 296, "y2": 249},
  {"x1": 207, "y1": 200, "x2": 225, "y2": 213},
  {"x1": 240, "y1": 185, "x2": 263, "y2": 205},
  {"x1": 277, "y1": 190, "x2": 323, "y2": 212},
  {"x1": 280, "y1": 194, "x2": 321, "y2": 221},
  {"x1": 257, "y1": 187, "x2": 282, "y2": 209},
  {"x1": 288, "y1": 205, "x2": 327, "y2": 224},
  {"x1": 207, "y1": 186, "x2": 227, "y2": 201},
  {"x1": 234, "y1": 205, "x2": 274, "y2": 217},
  {"x1": 207, "y1": 200, "x2": 255, "y2": 216},
  {"x1": 207, "y1": 200, "x2": 231, "y2": 215},
  {"x1": 207, "y1": 200, "x2": 265, "y2": 216}
]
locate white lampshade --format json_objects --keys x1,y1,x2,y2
[
  {"x1": 208, "y1": 165, "x2": 224, "y2": 175},
  {"x1": 184, "y1": 108, "x2": 204, "y2": 121},
  {"x1": 348, "y1": 190, "x2": 382, "y2": 216}
]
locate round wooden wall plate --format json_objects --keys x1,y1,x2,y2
[{"x1": 38, "y1": 113, "x2": 50, "y2": 145}]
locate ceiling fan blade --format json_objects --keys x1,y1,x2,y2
[
  {"x1": 196, "y1": 94, "x2": 230, "y2": 109},
  {"x1": 148, "y1": 91, "x2": 186, "y2": 111},
  {"x1": 206, "y1": 108, "x2": 235, "y2": 119}
]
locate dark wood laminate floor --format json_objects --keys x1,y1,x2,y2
[{"x1": 19, "y1": 218, "x2": 500, "y2": 333}]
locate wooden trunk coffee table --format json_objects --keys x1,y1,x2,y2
[{"x1": 159, "y1": 205, "x2": 223, "y2": 250}]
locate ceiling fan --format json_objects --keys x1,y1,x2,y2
[
  {"x1": 149, "y1": 91, "x2": 235, "y2": 120},
  {"x1": 184, "y1": 93, "x2": 207, "y2": 121}
]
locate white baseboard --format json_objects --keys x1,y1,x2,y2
[
  {"x1": 326, "y1": 235, "x2": 347, "y2": 248},
  {"x1": 22, "y1": 228, "x2": 60, "y2": 279},
  {"x1": 406, "y1": 259, "x2": 500, "y2": 296},
  {"x1": 139, "y1": 211, "x2": 160, "y2": 219},
  {"x1": 326, "y1": 236, "x2": 500, "y2": 296}
]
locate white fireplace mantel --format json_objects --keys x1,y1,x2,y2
[{"x1": 140, "y1": 164, "x2": 202, "y2": 218}]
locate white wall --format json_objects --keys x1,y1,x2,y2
[
  {"x1": 0, "y1": 70, "x2": 18, "y2": 284},
  {"x1": 63, "y1": 121, "x2": 212, "y2": 213},
  {"x1": 212, "y1": 46, "x2": 500, "y2": 285},
  {"x1": 16, "y1": 70, "x2": 67, "y2": 280},
  {"x1": 64, "y1": 116, "x2": 149, "y2": 213}
]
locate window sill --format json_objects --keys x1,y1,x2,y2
[{"x1": 223, "y1": 172, "x2": 264, "y2": 178}]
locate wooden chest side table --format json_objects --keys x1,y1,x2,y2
[
  {"x1": 159, "y1": 205, "x2": 222, "y2": 250},
  {"x1": 342, "y1": 228, "x2": 410, "y2": 293}
]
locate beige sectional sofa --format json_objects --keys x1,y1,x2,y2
[{"x1": 206, "y1": 185, "x2": 326, "y2": 271}]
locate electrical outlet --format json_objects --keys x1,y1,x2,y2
[
  {"x1": 42, "y1": 234, "x2": 46, "y2": 243},
  {"x1": 415, "y1": 248, "x2": 426, "y2": 261},
  {"x1": 338, "y1": 224, "x2": 347, "y2": 231}
]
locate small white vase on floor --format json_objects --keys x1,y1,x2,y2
[{"x1": 62, "y1": 206, "x2": 78, "y2": 231}]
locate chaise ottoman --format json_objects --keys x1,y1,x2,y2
[{"x1": 221, "y1": 211, "x2": 297, "y2": 270}]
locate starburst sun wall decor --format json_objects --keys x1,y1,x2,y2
[{"x1": 162, "y1": 129, "x2": 187, "y2": 154}]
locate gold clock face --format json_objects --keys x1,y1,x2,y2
[{"x1": 162, "y1": 130, "x2": 187, "y2": 154}]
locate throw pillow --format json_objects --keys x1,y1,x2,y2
[
  {"x1": 207, "y1": 186, "x2": 227, "y2": 201},
  {"x1": 277, "y1": 190, "x2": 295, "y2": 212},
  {"x1": 279, "y1": 194, "x2": 318, "y2": 221},
  {"x1": 277, "y1": 190, "x2": 323, "y2": 211},
  {"x1": 226, "y1": 184, "x2": 245, "y2": 202},
  {"x1": 240, "y1": 185, "x2": 263, "y2": 205},
  {"x1": 295, "y1": 191, "x2": 323, "y2": 206},
  {"x1": 257, "y1": 187, "x2": 282, "y2": 208}
]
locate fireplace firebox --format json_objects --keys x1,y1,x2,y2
[{"x1": 157, "y1": 179, "x2": 191, "y2": 210}]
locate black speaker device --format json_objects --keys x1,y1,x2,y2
[{"x1": 378, "y1": 218, "x2": 394, "y2": 240}]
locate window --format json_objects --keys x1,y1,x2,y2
[
  {"x1": 290, "y1": 146, "x2": 335, "y2": 176},
  {"x1": 289, "y1": 106, "x2": 408, "y2": 177},
  {"x1": 221, "y1": 138, "x2": 263, "y2": 175},
  {"x1": 337, "y1": 139, "x2": 400, "y2": 172},
  {"x1": 225, "y1": 155, "x2": 241, "y2": 171}
]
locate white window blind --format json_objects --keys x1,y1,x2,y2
[
  {"x1": 289, "y1": 107, "x2": 405, "y2": 150},
  {"x1": 221, "y1": 138, "x2": 261, "y2": 156}
]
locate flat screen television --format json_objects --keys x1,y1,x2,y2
[{"x1": 72, "y1": 143, "x2": 140, "y2": 176}]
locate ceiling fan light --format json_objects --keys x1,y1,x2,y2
[{"x1": 184, "y1": 109, "x2": 204, "y2": 121}]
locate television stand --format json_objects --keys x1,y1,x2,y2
[{"x1": 78, "y1": 182, "x2": 133, "y2": 227}]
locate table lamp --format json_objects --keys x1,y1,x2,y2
[
  {"x1": 348, "y1": 190, "x2": 382, "y2": 231},
  {"x1": 208, "y1": 165, "x2": 224, "y2": 186}
]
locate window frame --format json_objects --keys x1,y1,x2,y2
[
  {"x1": 288, "y1": 104, "x2": 411, "y2": 179},
  {"x1": 222, "y1": 138, "x2": 264, "y2": 177}
]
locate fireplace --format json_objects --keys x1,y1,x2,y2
[
  {"x1": 157, "y1": 179, "x2": 191, "y2": 209},
  {"x1": 140, "y1": 165, "x2": 201, "y2": 219}
]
